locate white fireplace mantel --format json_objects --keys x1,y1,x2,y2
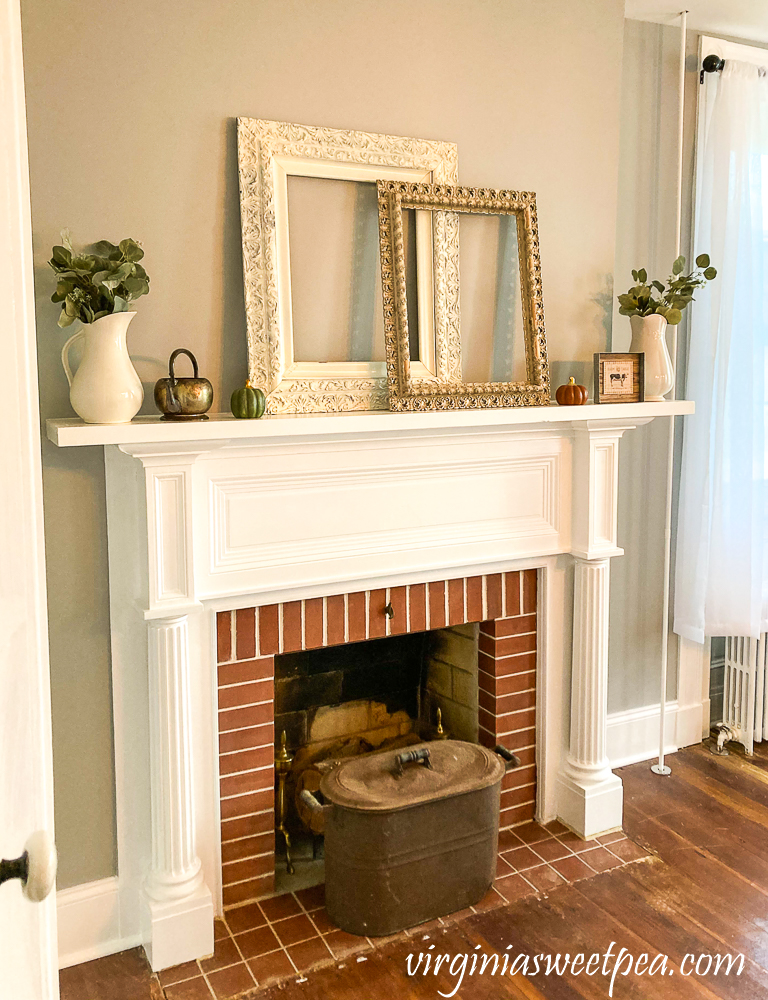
[{"x1": 47, "y1": 400, "x2": 692, "y2": 970}]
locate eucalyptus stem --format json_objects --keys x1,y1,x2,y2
[
  {"x1": 617, "y1": 254, "x2": 717, "y2": 326},
  {"x1": 48, "y1": 233, "x2": 150, "y2": 328}
]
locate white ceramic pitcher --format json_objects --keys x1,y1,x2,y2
[
  {"x1": 629, "y1": 313, "x2": 674, "y2": 401},
  {"x1": 61, "y1": 312, "x2": 143, "y2": 423}
]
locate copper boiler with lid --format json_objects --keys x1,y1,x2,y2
[{"x1": 301, "y1": 739, "x2": 518, "y2": 936}]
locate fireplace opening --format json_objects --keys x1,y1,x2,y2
[
  {"x1": 217, "y1": 570, "x2": 538, "y2": 909},
  {"x1": 272, "y1": 624, "x2": 480, "y2": 891}
]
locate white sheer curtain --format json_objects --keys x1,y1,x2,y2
[{"x1": 675, "y1": 60, "x2": 768, "y2": 642}]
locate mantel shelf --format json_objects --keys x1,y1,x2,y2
[{"x1": 47, "y1": 400, "x2": 694, "y2": 448}]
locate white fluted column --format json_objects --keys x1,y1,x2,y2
[
  {"x1": 557, "y1": 558, "x2": 623, "y2": 838},
  {"x1": 143, "y1": 615, "x2": 213, "y2": 971},
  {"x1": 146, "y1": 616, "x2": 201, "y2": 898},
  {"x1": 567, "y1": 559, "x2": 613, "y2": 784}
]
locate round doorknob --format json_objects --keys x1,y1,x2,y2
[
  {"x1": 0, "y1": 831, "x2": 57, "y2": 902},
  {"x1": 24, "y1": 831, "x2": 57, "y2": 902}
]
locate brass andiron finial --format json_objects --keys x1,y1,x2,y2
[
  {"x1": 435, "y1": 707, "x2": 448, "y2": 740},
  {"x1": 275, "y1": 731, "x2": 295, "y2": 875}
]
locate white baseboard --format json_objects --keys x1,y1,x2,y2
[
  {"x1": 676, "y1": 700, "x2": 707, "y2": 749},
  {"x1": 607, "y1": 700, "x2": 680, "y2": 768},
  {"x1": 57, "y1": 877, "x2": 141, "y2": 970}
]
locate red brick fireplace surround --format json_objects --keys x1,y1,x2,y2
[{"x1": 216, "y1": 570, "x2": 538, "y2": 908}]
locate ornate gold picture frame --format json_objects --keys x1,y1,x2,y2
[
  {"x1": 237, "y1": 120, "x2": 461, "y2": 414},
  {"x1": 377, "y1": 181, "x2": 550, "y2": 410}
]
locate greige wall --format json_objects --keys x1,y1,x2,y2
[{"x1": 21, "y1": 0, "x2": 625, "y2": 888}]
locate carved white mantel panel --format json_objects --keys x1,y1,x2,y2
[
  {"x1": 203, "y1": 437, "x2": 565, "y2": 598},
  {"x1": 570, "y1": 421, "x2": 651, "y2": 560},
  {"x1": 130, "y1": 446, "x2": 203, "y2": 616},
  {"x1": 48, "y1": 402, "x2": 692, "y2": 968}
]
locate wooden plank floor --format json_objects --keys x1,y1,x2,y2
[
  {"x1": 61, "y1": 741, "x2": 768, "y2": 999},
  {"x1": 256, "y1": 742, "x2": 768, "y2": 1000}
]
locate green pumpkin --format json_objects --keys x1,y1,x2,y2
[{"x1": 230, "y1": 381, "x2": 266, "y2": 419}]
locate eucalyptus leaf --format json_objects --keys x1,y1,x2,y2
[
  {"x1": 52, "y1": 279, "x2": 71, "y2": 302},
  {"x1": 704, "y1": 266, "x2": 717, "y2": 280},
  {"x1": 672, "y1": 256, "x2": 685, "y2": 274},
  {"x1": 666, "y1": 308, "x2": 683, "y2": 325},
  {"x1": 91, "y1": 240, "x2": 120, "y2": 257},
  {"x1": 119, "y1": 238, "x2": 144, "y2": 262},
  {"x1": 111, "y1": 261, "x2": 134, "y2": 282},
  {"x1": 51, "y1": 246, "x2": 72, "y2": 267},
  {"x1": 123, "y1": 276, "x2": 149, "y2": 297},
  {"x1": 72, "y1": 254, "x2": 97, "y2": 269},
  {"x1": 695, "y1": 253, "x2": 710, "y2": 268}
]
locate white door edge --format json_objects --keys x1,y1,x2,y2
[{"x1": 0, "y1": 0, "x2": 59, "y2": 996}]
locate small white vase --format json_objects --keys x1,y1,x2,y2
[
  {"x1": 61, "y1": 312, "x2": 143, "y2": 423},
  {"x1": 629, "y1": 314, "x2": 674, "y2": 402}
]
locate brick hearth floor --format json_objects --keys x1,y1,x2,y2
[{"x1": 151, "y1": 820, "x2": 648, "y2": 999}]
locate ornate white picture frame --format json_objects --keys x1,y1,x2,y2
[{"x1": 237, "y1": 118, "x2": 460, "y2": 413}]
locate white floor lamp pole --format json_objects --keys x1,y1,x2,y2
[{"x1": 652, "y1": 8, "x2": 688, "y2": 777}]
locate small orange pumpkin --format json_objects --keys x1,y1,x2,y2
[{"x1": 556, "y1": 376, "x2": 588, "y2": 406}]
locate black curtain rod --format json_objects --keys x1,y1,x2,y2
[{"x1": 700, "y1": 53, "x2": 766, "y2": 83}]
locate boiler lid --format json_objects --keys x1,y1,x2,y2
[{"x1": 319, "y1": 739, "x2": 505, "y2": 812}]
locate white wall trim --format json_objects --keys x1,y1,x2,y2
[
  {"x1": 57, "y1": 878, "x2": 141, "y2": 970},
  {"x1": 607, "y1": 639, "x2": 709, "y2": 770},
  {"x1": 607, "y1": 700, "x2": 680, "y2": 768},
  {"x1": 677, "y1": 634, "x2": 711, "y2": 740}
]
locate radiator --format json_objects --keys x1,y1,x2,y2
[{"x1": 723, "y1": 635, "x2": 768, "y2": 754}]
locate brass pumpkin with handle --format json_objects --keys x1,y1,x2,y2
[{"x1": 154, "y1": 348, "x2": 213, "y2": 419}]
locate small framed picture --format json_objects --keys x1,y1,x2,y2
[{"x1": 593, "y1": 353, "x2": 645, "y2": 404}]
